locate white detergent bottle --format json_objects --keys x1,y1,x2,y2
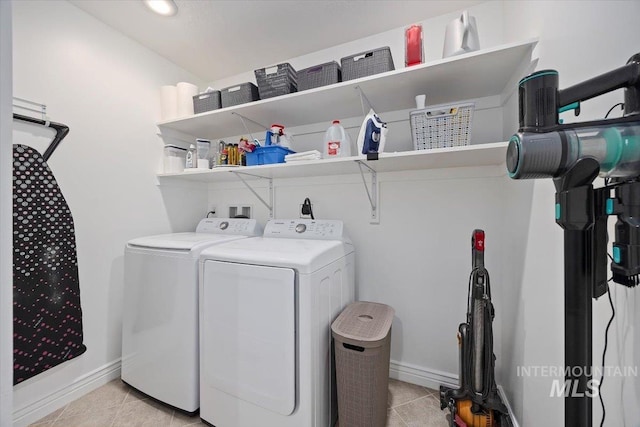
[{"x1": 323, "y1": 120, "x2": 351, "y2": 158}]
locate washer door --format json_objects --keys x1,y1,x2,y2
[{"x1": 202, "y1": 260, "x2": 296, "y2": 416}]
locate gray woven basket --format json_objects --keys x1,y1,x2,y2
[
  {"x1": 193, "y1": 91, "x2": 221, "y2": 114},
  {"x1": 254, "y1": 63, "x2": 298, "y2": 99},
  {"x1": 298, "y1": 61, "x2": 341, "y2": 91},
  {"x1": 220, "y1": 82, "x2": 260, "y2": 108},
  {"x1": 341, "y1": 47, "x2": 395, "y2": 81}
]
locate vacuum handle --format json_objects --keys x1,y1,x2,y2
[{"x1": 472, "y1": 229, "x2": 485, "y2": 269}]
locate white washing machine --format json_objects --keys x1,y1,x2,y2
[
  {"x1": 199, "y1": 219, "x2": 355, "y2": 427},
  {"x1": 121, "y1": 218, "x2": 262, "y2": 414}
]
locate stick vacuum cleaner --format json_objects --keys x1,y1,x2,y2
[
  {"x1": 506, "y1": 53, "x2": 640, "y2": 426},
  {"x1": 439, "y1": 230, "x2": 511, "y2": 427}
]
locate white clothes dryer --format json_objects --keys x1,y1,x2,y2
[
  {"x1": 121, "y1": 218, "x2": 262, "y2": 414},
  {"x1": 199, "y1": 219, "x2": 355, "y2": 427}
]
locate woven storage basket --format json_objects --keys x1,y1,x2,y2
[
  {"x1": 410, "y1": 102, "x2": 474, "y2": 150},
  {"x1": 193, "y1": 91, "x2": 221, "y2": 114},
  {"x1": 220, "y1": 83, "x2": 260, "y2": 108},
  {"x1": 297, "y1": 61, "x2": 341, "y2": 91},
  {"x1": 341, "y1": 47, "x2": 395, "y2": 81},
  {"x1": 332, "y1": 301, "x2": 395, "y2": 427},
  {"x1": 254, "y1": 63, "x2": 297, "y2": 99}
]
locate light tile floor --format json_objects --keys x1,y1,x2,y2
[{"x1": 30, "y1": 378, "x2": 449, "y2": 427}]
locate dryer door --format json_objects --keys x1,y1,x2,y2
[{"x1": 202, "y1": 260, "x2": 296, "y2": 416}]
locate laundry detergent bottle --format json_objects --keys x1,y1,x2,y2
[{"x1": 323, "y1": 120, "x2": 351, "y2": 158}]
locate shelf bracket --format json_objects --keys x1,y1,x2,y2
[
  {"x1": 231, "y1": 112, "x2": 269, "y2": 143},
  {"x1": 354, "y1": 85, "x2": 376, "y2": 115},
  {"x1": 230, "y1": 170, "x2": 274, "y2": 219},
  {"x1": 356, "y1": 160, "x2": 379, "y2": 224}
]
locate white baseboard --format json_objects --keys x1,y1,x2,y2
[
  {"x1": 13, "y1": 359, "x2": 122, "y2": 427},
  {"x1": 389, "y1": 359, "x2": 459, "y2": 391},
  {"x1": 497, "y1": 385, "x2": 520, "y2": 427},
  {"x1": 389, "y1": 360, "x2": 520, "y2": 427}
]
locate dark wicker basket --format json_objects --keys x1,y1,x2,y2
[
  {"x1": 254, "y1": 63, "x2": 298, "y2": 99},
  {"x1": 193, "y1": 91, "x2": 221, "y2": 114},
  {"x1": 341, "y1": 47, "x2": 395, "y2": 81},
  {"x1": 220, "y1": 83, "x2": 260, "y2": 108},
  {"x1": 298, "y1": 61, "x2": 341, "y2": 91}
]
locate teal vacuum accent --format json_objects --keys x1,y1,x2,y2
[
  {"x1": 559, "y1": 102, "x2": 580, "y2": 114},
  {"x1": 606, "y1": 198, "x2": 614, "y2": 215},
  {"x1": 613, "y1": 246, "x2": 621, "y2": 264},
  {"x1": 518, "y1": 70, "x2": 558, "y2": 86}
]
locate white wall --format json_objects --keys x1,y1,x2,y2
[
  {"x1": 8, "y1": 1, "x2": 639, "y2": 427},
  {"x1": 212, "y1": 1, "x2": 505, "y2": 89},
  {"x1": 209, "y1": 1, "x2": 508, "y2": 160},
  {"x1": 205, "y1": 165, "x2": 529, "y2": 380},
  {"x1": 0, "y1": 1, "x2": 13, "y2": 426},
  {"x1": 204, "y1": 2, "x2": 640, "y2": 427},
  {"x1": 11, "y1": 1, "x2": 209, "y2": 424},
  {"x1": 210, "y1": 0, "x2": 507, "y2": 150},
  {"x1": 204, "y1": 0, "x2": 529, "y2": 397},
  {"x1": 499, "y1": 1, "x2": 640, "y2": 426}
]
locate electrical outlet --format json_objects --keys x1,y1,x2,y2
[
  {"x1": 207, "y1": 206, "x2": 217, "y2": 217},
  {"x1": 228, "y1": 205, "x2": 252, "y2": 218}
]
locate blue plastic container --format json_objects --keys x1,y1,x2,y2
[{"x1": 246, "y1": 146, "x2": 295, "y2": 166}]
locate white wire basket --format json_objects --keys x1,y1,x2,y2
[{"x1": 410, "y1": 102, "x2": 474, "y2": 150}]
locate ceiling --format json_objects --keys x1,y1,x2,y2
[{"x1": 69, "y1": 0, "x2": 483, "y2": 82}]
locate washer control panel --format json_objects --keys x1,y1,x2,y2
[
  {"x1": 264, "y1": 219, "x2": 345, "y2": 240},
  {"x1": 196, "y1": 218, "x2": 262, "y2": 236}
]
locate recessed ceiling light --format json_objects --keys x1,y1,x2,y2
[{"x1": 143, "y1": 0, "x2": 178, "y2": 17}]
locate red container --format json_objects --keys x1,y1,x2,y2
[{"x1": 405, "y1": 24, "x2": 423, "y2": 67}]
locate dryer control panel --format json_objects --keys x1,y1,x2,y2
[
  {"x1": 264, "y1": 219, "x2": 345, "y2": 240},
  {"x1": 196, "y1": 218, "x2": 263, "y2": 236}
]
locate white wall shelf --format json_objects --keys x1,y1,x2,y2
[
  {"x1": 156, "y1": 40, "x2": 534, "y2": 222},
  {"x1": 157, "y1": 142, "x2": 509, "y2": 183},
  {"x1": 157, "y1": 39, "x2": 537, "y2": 141}
]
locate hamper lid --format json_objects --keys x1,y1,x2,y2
[{"x1": 331, "y1": 301, "x2": 395, "y2": 343}]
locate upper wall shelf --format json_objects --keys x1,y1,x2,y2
[{"x1": 157, "y1": 39, "x2": 537, "y2": 140}]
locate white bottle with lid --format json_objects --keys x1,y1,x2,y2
[
  {"x1": 185, "y1": 144, "x2": 196, "y2": 168},
  {"x1": 323, "y1": 120, "x2": 351, "y2": 158}
]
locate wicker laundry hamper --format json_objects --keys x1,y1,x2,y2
[{"x1": 331, "y1": 301, "x2": 395, "y2": 427}]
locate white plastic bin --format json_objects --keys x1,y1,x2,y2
[{"x1": 163, "y1": 145, "x2": 187, "y2": 173}]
